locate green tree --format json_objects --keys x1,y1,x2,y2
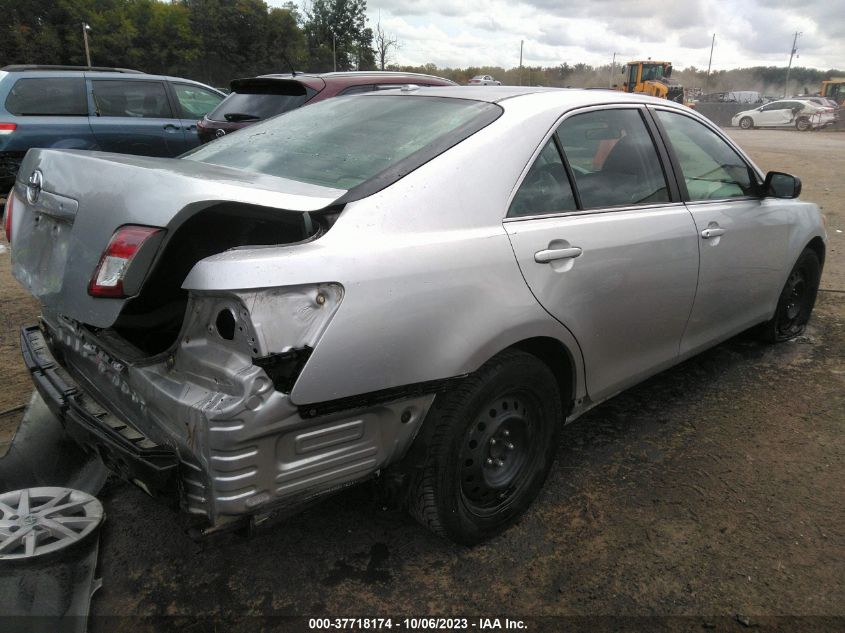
[{"x1": 304, "y1": 0, "x2": 375, "y2": 72}]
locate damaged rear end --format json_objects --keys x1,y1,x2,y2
[{"x1": 10, "y1": 148, "x2": 428, "y2": 532}]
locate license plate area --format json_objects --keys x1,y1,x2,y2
[{"x1": 12, "y1": 190, "x2": 78, "y2": 299}]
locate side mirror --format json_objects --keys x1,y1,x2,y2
[{"x1": 764, "y1": 171, "x2": 801, "y2": 199}]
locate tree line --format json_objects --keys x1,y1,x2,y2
[
  {"x1": 0, "y1": 0, "x2": 376, "y2": 86},
  {"x1": 1, "y1": 0, "x2": 841, "y2": 95}
]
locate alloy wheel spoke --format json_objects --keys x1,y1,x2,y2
[
  {"x1": 17, "y1": 489, "x2": 30, "y2": 517},
  {"x1": 39, "y1": 499, "x2": 93, "y2": 517},
  {"x1": 24, "y1": 531, "x2": 37, "y2": 556},
  {"x1": 40, "y1": 517, "x2": 80, "y2": 542},
  {"x1": 52, "y1": 516, "x2": 99, "y2": 529},
  {"x1": 34, "y1": 489, "x2": 71, "y2": 513},
  {"x1": 0, "y1": 532, "x2": 24, "y2": 553}
]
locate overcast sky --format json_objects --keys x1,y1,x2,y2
[{"x1": 282, "y1": 0, "x2": 843, "y2": 71}]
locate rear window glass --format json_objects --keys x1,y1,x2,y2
[
  {"x1": 185, "y1": 95, "x2": 499, "y2": 190},
  {"x1": 208, "y1": 83, "x2": 317, "y2": 122},
  {"x1": 5, "y1": 77, "x2": 88, "y2": 116}
]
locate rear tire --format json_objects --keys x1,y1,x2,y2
[
  {"x1": 760, "y1": 248, "x2": 821, "y2": 342},
  {"x1": 407, "y1": 350, "x2": 562, "y2": 545},
  {"x1": 739, "y1": 117, "x2": 754, "y2": 130},
  {"x1": 796, "y1": 117, "x2": 811, "y2": 131}
]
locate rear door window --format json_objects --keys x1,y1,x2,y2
[
  {"x1": 92, "y1": 80, "x2": 173, "y2": 118},
  {"x1": 557, "y1": 108, "x2": 670, "y2": 208},
  {"x1": 5, "y1": 77, "x2": 88, "y2": 116},
  {"x1": 508, "y1": 139, "x2": 577, "y2": 217}
]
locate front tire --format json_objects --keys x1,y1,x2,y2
[
  {"x1": 407, "y1": 350, "x2": 562, "y2": 544},
  {"x1": 761, "y1": 248, "x2": 821, "y2": 342},
  {"x1": 739, "y1": 117, "x2": 754, "y2": 130}
]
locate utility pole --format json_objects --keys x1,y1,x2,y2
[
  {"x1": 332, "y1": 32, "x2": 337, "y2": 72},
  {"x1": 82, "y1": 23, "x2": 92, "y2": 67},
  {"x1": 609, "y1": 52, "x2": 617, "y2": 88},
  {"x1": 704, "y1": 33, "x2": 715, "y2": 92},
  {"x1": 519, "y1": 40, "x2": 523, "y2": 86},
  {"x1": 784, "y1": 31, "x2": 801, "y2": 97}
]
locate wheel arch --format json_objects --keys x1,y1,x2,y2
[
  {"x1": 805, "y1": 236, "x2": 826, "y2": 268},
  {"x1": 509, "y1": 336, "x2": 577, "y2": 419}
]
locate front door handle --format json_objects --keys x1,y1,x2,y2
[
  {"x1": 534, "y1": 247, "x2": 583, "y2": 263},
  {"x1": 163, "y1": 123, "x2": 181, "y2": 131},
  {"x1": 700, "y1": 227, "x2": 726, "y2": 239}
]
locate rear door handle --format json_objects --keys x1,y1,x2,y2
[
  {"x1": 700, "y1": 228, "x2": 726, "y2": 239},
  {"x1": 534, "y1": 247, "x2": 582, "y2": 263},
  {"x1": 163, "y1": 123, "x2": 181, "y2": 131}
]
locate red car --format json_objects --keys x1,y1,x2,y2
[{"x1": 197, "y1": 71, "x2": 456, "y2": 143}]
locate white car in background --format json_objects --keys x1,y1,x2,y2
[
  {"x1": 468, "y1": 74, "x2": 501, "y2": 85},
  {"x1": 732, "y1": 98, "x2": 835, "y2": 131}
]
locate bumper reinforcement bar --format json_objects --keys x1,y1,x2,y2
[{"x1": 20, "y1": 325, "x2": 179, "y2": 496}]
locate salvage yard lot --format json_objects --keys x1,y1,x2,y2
[{"x1": 0, "y1": 128, "x2": 843, "y2": 627}]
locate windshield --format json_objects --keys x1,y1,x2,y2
[
  {"x1": 185, "y1": 95, "x2": 500, "y2": 190},
  {"x1": 641, "y1": 64, "x2": 665, "y2": 81}
]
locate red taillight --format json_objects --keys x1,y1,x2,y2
[
  {"x1": 88, "y1": 225, "x2": 162, "y2": 298},
  {"x1": 0, "y1": 123, "x2": 16, "y2": 135},
  {"x1": 3, "y1": 194, "x2": 13, "y2": 242}
]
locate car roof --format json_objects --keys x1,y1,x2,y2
[
  {"x1": 374, "y1": 85, "x2": 680, "y2": 108},
  {"x1": 251, "y1": 71, "x2": 455, "y2": 85},
  {"x1": 0, "y1": 67, "x2": 224, "y2": 96}
]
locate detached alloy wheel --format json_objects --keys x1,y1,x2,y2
[
  {"x1": 739, "y1": 117, "x2": 754, "y2": 130},
  {"x1": 0, "y1": 487, "x2": 103, "y2": 561},
  {"x1": 761, "y1": 248, "x2": 821, "y2": 342},
  {"x1": 408, "y1": 350, "x2": 562, "y2": 544}
]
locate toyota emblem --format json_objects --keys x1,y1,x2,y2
[{"x1": 26, "y1": 170, "x2": 43, "y2": 204}]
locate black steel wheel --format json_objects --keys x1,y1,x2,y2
[
  {"x1": 407, "y1": 350, "x2": 563, "y2": 544},
  {"x1": 761, "y1": 248, "x2": 821, "y2": 342},
  {"x1": 739, "y1": 117, "x2": 754, "y2": 130}
]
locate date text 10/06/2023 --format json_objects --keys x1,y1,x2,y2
[{"x1": 308, "y1": 618, "x2": 528, "y2": 630}]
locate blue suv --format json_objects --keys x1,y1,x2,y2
[{"x1": 0, "y1": 65, "x2": 224, "y2": 189}]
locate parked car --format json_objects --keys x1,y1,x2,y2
[
  {"x1": 0, "y1": 65, "x2": 224, "y2": 190},
  {"x1": 468, "y1": 75, "x2": 501, "y2": 85},
  {"x1": 5, "y1": 87, "x2": 825, "y2": 545},
  {"x1": 731, "y1": 98, "x2": 835, "y2": 130},
  {"x1": 696, "y1": 91, "x2": 761, "y2": 104},
  {"x1": 197, "y1": 71, "x2": 456, "y2": 143}
]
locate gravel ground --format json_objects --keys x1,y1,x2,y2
[{"x1": 0, "y1": 128, "x2": 842, "y2": 630}]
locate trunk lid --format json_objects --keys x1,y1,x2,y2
[{"x1": 11, "y1": 148, "x2": 346, "y2": 328}]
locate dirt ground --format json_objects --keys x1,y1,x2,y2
[{"x1": 0, "y1": 128, "x2": 843, "y2": 629}]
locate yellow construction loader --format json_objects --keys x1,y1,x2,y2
[
  {"x1": 620, "y1": 60, "x2": 685, "y2": 103},
  {"x1": 821, "y1": 78, "x2": 845, "y2": 105}
]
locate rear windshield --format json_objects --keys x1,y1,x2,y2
[
  {"x1": 185, "y1": 95, "x2": 500, "y2": 190},
  {"x1": 207, "y1": 82, "x2": 317, "y2": 122}
]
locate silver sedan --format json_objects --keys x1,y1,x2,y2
[
  {"x1": 468, "y1": 74, "x2": 501, "y2": 85},
  {"x1": 7, "y1": 87, "x2": 825, "y2": 544}
]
